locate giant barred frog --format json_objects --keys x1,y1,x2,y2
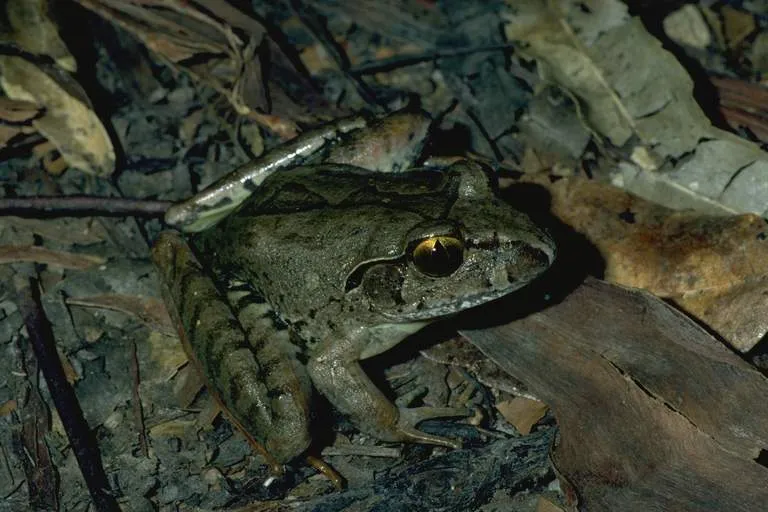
[{"x1": 152, "y1": 110, "x2": 556, "y2": 473}]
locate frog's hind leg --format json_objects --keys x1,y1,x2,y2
[
  {"x1": 152, "y1": 232, "x2": 313, "y2": 467},
  {"x1": 307, "y1": 336, "x2": 470, "y2": 449},
  {"x1": 224, "y1": 280, "x2": 317, "y2": 459}
]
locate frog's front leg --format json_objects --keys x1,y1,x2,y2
[
  {"x1": 152, "y1": 232, "x2": 313, "y2": 466},
  {"x1": 307, "y1": 335, "x2": 470, "y2": 449}
]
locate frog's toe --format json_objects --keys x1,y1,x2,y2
[{"x1": 395, "y1": 406, "x2": 472, "y2": 449}]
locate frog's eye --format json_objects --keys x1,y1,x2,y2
[{"x1": 411, "y1": 236, "x2": 464, "y2": 277}]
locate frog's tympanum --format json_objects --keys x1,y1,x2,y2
[{"x1": 152, "y1": 110, "x2": 556, "y2": 473}]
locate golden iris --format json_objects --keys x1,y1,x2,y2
[{"x1": 411, "y1": 236, "x2": 464, "y2": 277}]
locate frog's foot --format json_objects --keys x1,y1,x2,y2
[
  {"x1": 395, "y1": 406, "x2": 471, "y2": 449},
  {"x1": 396, "y1": 407, "x2": 472, "y2": 448},
  {"x1": 307, "y1": 348, "x2": 468, "y2": 451}
]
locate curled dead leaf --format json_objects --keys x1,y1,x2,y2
[
  {"x1": 0, "y1": 245, "x2": 106, "y2": 269},
  {"x1": 0, "y1": 56, "x2": 115, "y2": 176},
  {"x1": 74, "y1": 0, "x2": 269, "y2": 114},
  {"x1": 522, "y1": 173, "x2": 768, "y2": 351},
  {"x1": 75, "y1": 0, "x2": 332, "y2": 131},
  {"x1": 3, "y1": 0, "x2": 76, "y2": 71}
]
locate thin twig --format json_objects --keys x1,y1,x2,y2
[
  {"x1": 288, "y1": 0, "x2": 379, "y2": 105},
  {"x1": 17, "y1": 279, "x2": 120, "y2": 512},
  {"x1": 130, "y1": 341, "x2": 149, "y2": 458},
  {"x1": 0, "y1": 196, "x2": 171, "y2": 218},
  {"x1": 348, "y1": 43, "x2": 517, "y2": 76},
  {"x1": 321, "y1": 445, "x2": 402, "y2": 458}
]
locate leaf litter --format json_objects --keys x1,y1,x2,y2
[{"x1": 1, "y1": 0, "x2": 768, "y2": 510}]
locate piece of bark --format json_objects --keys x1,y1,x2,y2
[{"x1": 461, "y1": 277, "x2": 768, "y2": 511}]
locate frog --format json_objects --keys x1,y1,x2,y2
[{"x1": 151, "y1": 109, "x2": 556, "y2": 477}]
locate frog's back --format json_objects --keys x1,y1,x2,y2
[
  {"x1": 191, "y1": 165, "x2": 458, "y2": 318},
  {"x1": 242, "y1": 164, "x2": 455, "y2": 215}
]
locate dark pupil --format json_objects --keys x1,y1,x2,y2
[{"x1": 414, "y1": 239, "x2": 463, "y2": 276}]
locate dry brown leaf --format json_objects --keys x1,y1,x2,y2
[
  {"x1": 521, "y1": 174, "x2": 768, "y2": 351},
  {"x1": 1, "y1": 217, "x2": 109, "y2": 246},
  {"x1": 503, "y1": 0, "x2": 768, "y2": 218},
  {"x1": 66, "y1": 294, "x2": 175, "y2": 334},
  {"x1": 3, "y1": 0, "x2": 76, "y2": 71},
  {"x1": 237, "y1": 120, "x2": 264, "y2": 157},
  {"x1": 75, "y1": 0, "x2": 327, "y2": 130},
  {"x1": 195, "y1": 395, "x2": 222, "y2": 430},
  {"x1": 82, "y1": 326, "x2": 104, "y2": 344},
  {"x1": 496, "y1": 397, "x2": 548, "y2": 435},
  {"x1": 535, "y1": 497, "x2": 565, "y2": 512},
  {"x1": 300, "y1": 43, "x2": 337, "y2": 75},
  {"x1": 721, "y1": 6, "x2": 755, "y2": 48},
  {"x1": 525, "y1": 175, "x2": 768, "y2": 295},
  {"x1": 179, "y1": 108, "x2": 204, "y2": 145},
  {"x1": 0, "y1": 245, "x2": 106, "y2": 269},
  {"x1": 677, "y1": 278, "x2": 768, "y2": 350},
  {"x1": 75, "y1": 0, "x2": 267, "y2": 114},
  {"x1": 663, "y1": 5, "x2": 711, "y2": 50},
  {"x1": 146, "y1": 331, "x2": 187, "y2": 381},
  {"x1": 58, "y1": 348, "x2": 79, "y2": 384},
  {"x1": 0, "y1": 399, "x2": 18, "y2": 416},
  {"x1": 0, "y1": 0, "x2": 112, "y2": 174},
  {"x1": 0, "y1": 56, "x2": 115, "y2": 176},
  {"x1": 174, "y1": 364, "x2": 204, "y2": 409},
  {"x1": 148, "y1": 417, "x2": 197, "y2": 438}
]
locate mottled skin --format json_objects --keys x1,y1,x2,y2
[
  {"x1": 153, "y1": 111, "x2": 556, "y2": 468},
  {"x1": 164, "y1": 111, "x2": 429, "y2": 232}
]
